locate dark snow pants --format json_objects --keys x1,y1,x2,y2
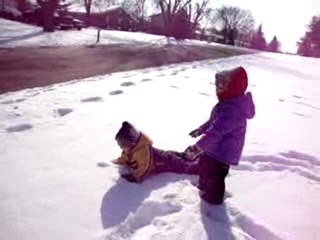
[
  {"x1": 198, "y1": 154, "x2": 230, "y2": 205},
  {"x1": 150, "y1": 147, "x2": 199, "y2": 175}
]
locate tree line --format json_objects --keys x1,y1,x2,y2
[{"x1": 22, "y1": 0, "x2": 320, "y2": 54}]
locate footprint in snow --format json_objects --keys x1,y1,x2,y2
[
  {"x1": 120, "y1": 81, "x2": 135, "y2": 87},
  {"x1": 7, "y1": 112, "x2": 21, "y2": 119},
  {"x1": 55, "y1": 108, "x2": 73, "y2": 117},
  {"x1": 109, "y1": 90, "x2": 124, "y2": 95},
  {"x1": 293, "y1": 112, "x2": 310, "y2": 118},
  {"x1": 1, "y1": 98, "x2": 25, "y2": 105},
  {"x1": 81, "y1": 96, "x2": 103, "y2": 103},
  {"x1": 122, "y1": 74, "x2": 135, "y2": 78},
  {"x1": 292, "y1": 95, "x2": 304, "y2": 99},
  {"x1": 279, "y1": 151, "x2": 320, "y2": 166},
  {"x1": 25, "y1": 92, "x2": 40, "y2": 97},
  {"x1": 44, "y1": 87, "x2": 56, "y2": 92},
  {"x1": 170, "y1": 71, "x2": 179, "y2": 76},
  {"x1": 199, "y1": 92, "x2": 211, "y2": 97},
  {"x1": 97, "y1": 162, "x2": 110, "y2": 168},
  {"x1": 170, "y1": 85, "x2": 180, "y2": 89},
  {"x1": 294, "y1": 101, "x2": 320, "y2": 110},
  {"x1": 6, "y1": 123, "x2": 33, "y2": 133},
  {"x1": 120, "y1": 201, "x2": 182, "y2": 232},
  {"x1": 141, "y1": 78, "x2": 152, "y2": 82}
]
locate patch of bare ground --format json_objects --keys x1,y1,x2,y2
[{"x1": 0, "y1": 43, "x2": 252, "y2": 93}]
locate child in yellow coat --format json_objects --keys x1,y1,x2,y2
[{"x1": 113, "y1": 121, "x2": 198, "y2": 183}]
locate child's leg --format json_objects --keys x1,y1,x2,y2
[
  {"x1": 151, "y1": 147, "x2": 199, "y2": 175},
  {"x1": 198, "y1": 154, "x2": 229, "y2": 204}
]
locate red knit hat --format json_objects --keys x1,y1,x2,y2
[{"x1": 215, "y1": 66, "x2": 248, "y2": 100}]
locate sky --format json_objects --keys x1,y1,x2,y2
[
  {"x1": 218, "y1": 0, "x2": 320, "y2": 53},
  {"x1": 1, "y1": 19, "x2": 320, "y2": 240}
]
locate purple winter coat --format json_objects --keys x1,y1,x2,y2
[{"x1": 196, "y1": 92, "x2": 255, "y2": 165}]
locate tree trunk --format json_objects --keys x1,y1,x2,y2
[
  {"x1": 41, "y1": 0, "x2": 57, "y2": 32},
  {"x1": 85, "y1": 5, "x2": 91, "y2": 25},
  {"x1": 42, "y1": 4, "x2": 54, "y2": 32}
]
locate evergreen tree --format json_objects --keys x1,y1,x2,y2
[
  {"x1": 297, "y1": 16, "x2": 320, "y2": 57},
  {"x1": 268, "y1": 36, "x2": 281, "y2": 52},
  {"x1": 250, "y1": 25, "x2": 267, "y2": 50}
]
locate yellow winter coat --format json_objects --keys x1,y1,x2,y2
[{"x1": 112, "y1": 133, "x2": 154, "y2": 180}]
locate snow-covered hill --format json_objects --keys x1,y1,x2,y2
[{"x1": 1, "y1": 51, "x2": 320, "y2": 240}]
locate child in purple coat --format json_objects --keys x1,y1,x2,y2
[{"x1": 187, "y1": 66, "x2": 255, "y2": 204}]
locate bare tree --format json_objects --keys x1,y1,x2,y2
[
  {"x1": 121, "y1": 0, "x2": 147, "y2": 19},
  {"x1": 153, "y1": 0, "x2": 191, "y2": 31},
  {"x1": 16, "y1": 0, "x2": 27, "y2": 11},
  {"x1": 83, "y1": 0, "x2": 119, "y2": 17},
  {"x1": 152, "y1": 0, "x2": 211, "y2": 38},
  {"x1": 187, "y1": 0, "x2": 210, "y2": 30},
  {"x1": 83, "y1": 0, "x2": 92, "y2": 19},
  {"x1": 212, "y1": 6, "x2": 255, "y2": 45}
]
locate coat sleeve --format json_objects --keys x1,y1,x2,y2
[
  {"x1": 112, "y1": 151, "x2": 129, "y2": 165},
  {"x1": 204, "y1": 107, "x2": 240, "y2": 137},
  {"x1": 199, "y1": 120, "x2": 210, "y2": 133},
  {"x1": 199, "y1": 105, "x2": 217, "y2": 132}
]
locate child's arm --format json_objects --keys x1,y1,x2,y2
[
  {"x1": 189, "y1": 120, "x2": 210, "y2": 137},
  {"x1": 204, "y1": 107, "x2": 240, "y2": 137},
  {"x1": 198, "y1": 105, "x2": 218, "y2": 132},
  {"x1": 112, "y1": 151, "x2": 129, "y2": 165},
  {"x1": 198, "y1": 120, "x2": 210, "y2": 132}
]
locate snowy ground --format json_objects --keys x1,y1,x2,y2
[{"x1": 1, "y1": 49, "x2": 320, "y2": 240}]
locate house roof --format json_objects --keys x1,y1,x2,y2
[
  {"x1": 67, "y1": 4, "x2": 138, "y2": 22},
  {"x1": 68, "y1": 4, "x2": 121, "y2": 14}
]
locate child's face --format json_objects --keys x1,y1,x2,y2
[
  {"x1": 215, "y1": 76, "x2": 231, "y2": 95},
  {"x1": 116, "y1": 138, "x2": 132, "y2": 152}
]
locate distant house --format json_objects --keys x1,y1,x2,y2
[
  {"x1": 148, "y1": 10, "x2": 196, "y2": 38},
  {"x1": 0, "y1": 0, "x2": 22, "y2": 20},
  {"x1": 148, "y1": 12, "x2": 166, "y2": 34},
  {"x1": 68, "y1": 5, "x2": 139, "y2": 31}
]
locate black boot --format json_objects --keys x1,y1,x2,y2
[{"x1": 198, "y1": 154, "x2": 229, "y2": 205}]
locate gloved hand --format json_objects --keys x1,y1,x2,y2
[
  {"x1": 189, "y1": 128, "x2": 202, "y2": 138},
  {"x1": 184, "y1": 145, "x2": 204, "y2": 161},
  {"x1": 121, "y1": 173, "x2": 137, "y2": 183}
]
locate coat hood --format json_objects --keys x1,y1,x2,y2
[
  {"x1": 225, "y1": 92, "x2": 255, "y2": 119},
  {"x1": 131, "y1": 132, "x2": 153, "y2": 152}
]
